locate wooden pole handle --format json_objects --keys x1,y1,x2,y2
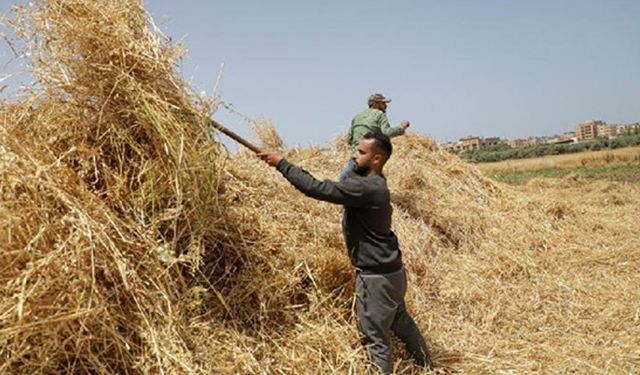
[{"x1": 206, "y1": 117, "x2": 262, "y2": 154}]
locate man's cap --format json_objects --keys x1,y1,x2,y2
[{"x1": 367, "y1": 92, "x2": 391, "y2": 105}]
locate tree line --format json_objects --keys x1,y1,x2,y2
[{"x1": 456, "y1": 131, "x2": 640, "y2": 163}]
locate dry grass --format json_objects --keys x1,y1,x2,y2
[
  {"x1": 0, "y1": 1, "x2": 234, "y2": 373},
  {"x1": 1, "y1": 1, "x2": 639, "y2": 374},
  {"x1": 477, "y1": 146, "x2": 640, "y2": 174},
  {"x1": 252, "y1": 119, "x2": 285, "y2": 150},
  {"x1": 224, "y1": 137, "x2": 640, "y2": 374}
]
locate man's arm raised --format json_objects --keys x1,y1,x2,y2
[{"x1": 258, "y1": 151, "x2": 370, "y2": 207}]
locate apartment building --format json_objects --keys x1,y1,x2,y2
[
  {"x1": 442, "y1": 136, "x2": 503, "y2": 152},
  {"x1": 576, "y1": 120, "x2": 603, "y2": 140},
  {"x1": 597, "y1": 124, "x2": 618, "y2": 138}
]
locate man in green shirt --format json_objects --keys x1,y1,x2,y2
[{"x1": 340, "y1": 93, "x2": 410, "y2": 182}]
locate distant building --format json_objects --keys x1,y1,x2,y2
[
  {"x1": 597, "y1": 124, "x2": 618, "y2": 138},
  {"x1": 507, "y1": 137, "x2": 538, "y2": 148},
  {"x1": 576, "y1": 119, "x2": 604, "y2": 140},
  {"x1": 574, "y1": 120, "x2": 640, "y2": 141},
  {"x1": 441, "y1": 119, "x2": 638, "y2": 154},
  {"x1": 482, "y1": 137, "x2": 501, "y2": 148},
  {"x1": 459, "y1": 136, "x2": 482, "y2": 152},
  {"x1": 614, "y1": 123, "x2": 640, "y2": 136},
  {"x1": 507, "y1": 139, "x2": 526, "y2": 148},
  {"x1": 441, "y1": 136, "x2": 502, "y2": 152},
  {"x1": 562, "y1": 132, "x2": 577, "y2": 141}
]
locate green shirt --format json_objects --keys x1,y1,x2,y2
[{"x1": 347, "y1": 108, "x2": 406, "y2": 153}]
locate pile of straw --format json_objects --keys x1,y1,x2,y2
[
  {"x1": 226, "y1": 136, "x2": 639, "y2": 373},
  {"x1": 2, "y1": 1, "x2": 639, "y2": 373},
  {"x1": 1, "y1": 0, "x2": 234, "y2": 373}
]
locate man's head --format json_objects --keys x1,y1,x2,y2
[
  {"x1": 353, "y1": 131, "x2": 393, "y2": 176},
  {"x1": 367, "y1": 92, "x2": 391, "y2": 113}
]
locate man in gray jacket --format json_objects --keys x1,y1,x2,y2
[{"x1": 259, "y1": 132, "x2": 431, "y2": 373}]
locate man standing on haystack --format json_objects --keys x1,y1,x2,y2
[
  {"x1": 339, "y1": 93, "x2": 410, "y2": 182},
  {"x1": 259, "y1": 132, "x2": 431, "y2": 373}
]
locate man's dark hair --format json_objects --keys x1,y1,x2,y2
[{"x1": 362, "y1": 131, "x2": 393, "y2": 158}]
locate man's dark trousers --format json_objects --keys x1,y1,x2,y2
[{"x1": 355, "y1": 268, "x2": 431, "y2": 373}]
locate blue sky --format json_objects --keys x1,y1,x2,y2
[{"x1": 2, "y1": 0, "x2": 639, "y2": 145}]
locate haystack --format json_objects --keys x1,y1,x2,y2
[
  {"x1": 1, "y1": 0, "x2": 231, "y2": 373},
  {"x1": 2, "y1": 1, "x2": 639, "y2": 374},
  {"x1": 227, "y1": 134, "x2": 639, "y2": 373}
]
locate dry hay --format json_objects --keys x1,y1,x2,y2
[
  {"x1": 2, "y1": 0, "x2": 639, "y2": 374},
  {"x1": 1, "y1": 0, "x2": 234, "y2": 373},
  {"x1": 222, "y1": 135, "x2": 640, "y2": 374},
  {"x1": 252, "y1": 120, "x2": 285, "y2": 151}
]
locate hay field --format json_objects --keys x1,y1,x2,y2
[
  {"x1": 478, "y1": 146, "x2": 640, "y2": 173},
  {"x1": 478, "y1": 147, "x2": 640, "y2": 185},
  {"x1": 1, "y1": 1, "x2": 639, "y2": 374}
]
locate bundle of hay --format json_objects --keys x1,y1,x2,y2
[{"x1": 1, "y1": 0, "x2": 234, "y2": 373}]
